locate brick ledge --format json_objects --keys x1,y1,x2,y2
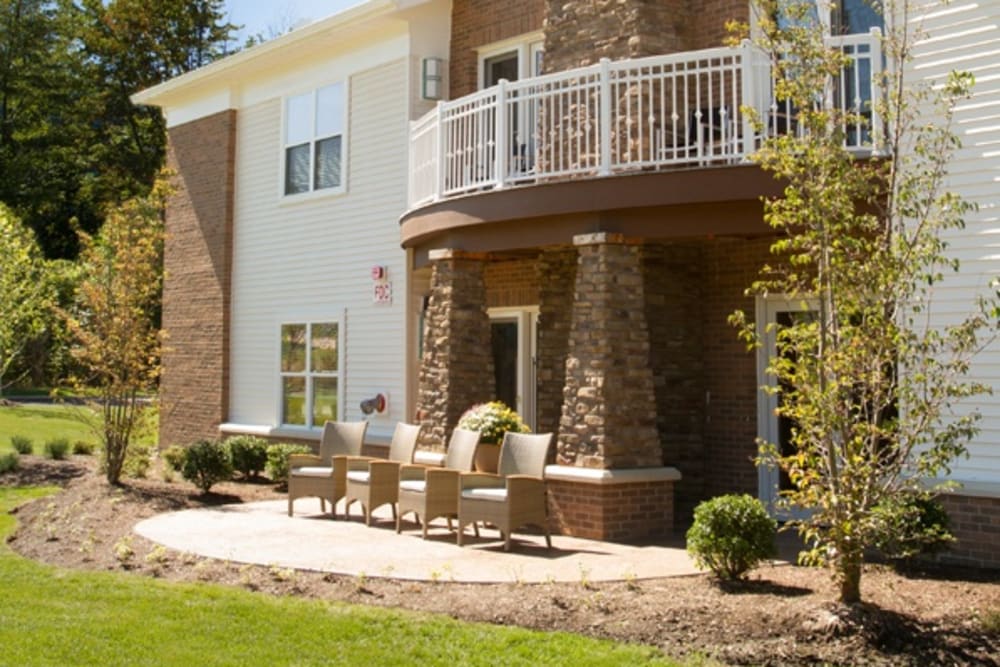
[
  {"x1": 218, "y1": 422, "x2": 392, "y2": 446},
  {"x1": 544, "y1": 465, "x2": 682, "y2": 484}
]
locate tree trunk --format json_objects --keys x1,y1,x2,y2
[{"x1": 839, "y1": 552, "x2": 862, "y2": 604}]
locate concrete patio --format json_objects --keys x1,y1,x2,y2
[{"x1": 135, "y1": 499, "x2": 703, "y2": 583}]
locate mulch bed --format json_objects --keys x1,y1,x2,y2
[{"x1": 3, "y1": 455, "x2": 998, "y2": 666}]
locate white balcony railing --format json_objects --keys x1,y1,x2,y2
[{"x1": 408, "y1": 32, "x2": 883, "y2": 209}]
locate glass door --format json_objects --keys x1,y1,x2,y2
[{"x1": 488, "y1": 307, "x2": 538, "y2": 430}]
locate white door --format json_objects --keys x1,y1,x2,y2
[
  {"x1": 756, "y1": 296, "x2": 818, "y2": 517},
  {"x1": 488, "y1": 307, "x2": 538, "y2": 430}
]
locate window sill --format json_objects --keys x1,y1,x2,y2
[{"x1": 279, "y1": 185, "x2": 348, "y2": 207}]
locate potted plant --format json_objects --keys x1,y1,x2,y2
[{"x1": 457, "y1": 401, "x2": 531, "y2": 472}]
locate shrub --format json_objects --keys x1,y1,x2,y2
[
  {"x1": 162, "y1": 445, "x2": 187, "y2": 472},
  {"x1": 0, "y1": 451, "x2": 18, "y2": 473},
  {"x1": 686, "y1": 494, "x2": 777, "y2": 580},
  {"x1": 225, "y1": 435, "x2": 269, "y2": 479},
  {"x1": 265, "y1": 443, "x2": 312, "y2": 484},
  {"x1": 180, "y1": 440, "x2": 233, "y2": 493},
  {"x1": 72, "y1": 440, "x2": 95, "y2": 456},
  {"x1": 43, "y1": 437, "x2": 70, "y2": 460},
  {"x1": 456, "y1": 401, "x2": 531, "y2": 445},
  {"x1": 10, "y1": 435, "x2": 33, "y2": 455},
  {"x1": 124, "y1": 442, "x2": 152, "y2": 479},
  {"x1": 873, "y1": 494, "x2": 954, "y2": 561}
]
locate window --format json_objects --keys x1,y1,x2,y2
[
  {"x1": 280, "y1": 322, "x2": 340, "y2": 427},
  {"x1": 284, "y1": 82, "x2": 346, "y2": 196},
  {"x1": 478, "y1": 34, "x2": 544, "y2": 89}
]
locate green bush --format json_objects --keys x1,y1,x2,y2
[
  {"x1": 43, "y1": 437, "x2": 70, "y2": 460},
  {"x1": 10, "y1": 435, "x2": 33, "y2": 455},
  {"x1": 265, "y1": 443, "x2": 312, "y2": 484},
  {"x1": 0, "y1": 451, "x2": 18, "y2": 473},
  {"x1": 124, "y1": 442, "x2": 152, "y2": 479},
  {"x1": 72, "y1": 440, "x2": 95, "y2": 456},
  {"x1": 162, "y1": 445, "x2": 187, "y2": 473},
  {"x1": 225, "y1": 435, "x2": 269, "y2": 479},
  {"x1": 180, "y1": 440, "x2": 233, "y2": 493},
  {"x1": 686, "y1": 494, "x2": 777, "y2": 580},
  {"x1": 873, "y1": 494, "x2": 954, "y2": 561}
]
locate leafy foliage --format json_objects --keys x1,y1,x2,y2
[
  {"x1": 0, "y1": 450, "x2": 17, "y2": 473},
  {"x1": 42, "y1": 437, "x2": 69, "y2": 460},
  {"x1": 162, "y1": 444, "x2": 186, "y2": 472},
  {"x1": 10, "y1": 435, "x2": 32, "y2": 455},
  {"x1": 730, "y1": 0, "x2": 998, "y2": 603},
  {"x1": 180, "y1": 439, "x2": 233, "y2": 493},
  {"x1": 62, "y1": 181, "x2": 166, "y2": 485},
  {"x1": 686, "y1": 495, "x2": 777, "y2": 580},
  {"x1": 0, "y1": 206, "x2": 53, "y2": 392},
  {"x1": 872, "y1": 494, "x2": 953, "y2": 561},
  {"x1": 457, "y1": 401, "x2": 531, "y2": 445},
  {"x1": 265, "y1": 443, "x2": 312, "y2": 484},
  {"x1": 225, "y1": 435, "x2": 269, "y2": 479}
]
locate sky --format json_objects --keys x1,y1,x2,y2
[{"x1": 223, "y1": 0, "x2": 363, "y2": 43}]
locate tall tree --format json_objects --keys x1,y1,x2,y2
[
  {"x1": 64, "y1": 179, "x2": 165, "y2": 485},
  {"x1": 731, "y1": 0, "x2": 998, "y2": 604}
]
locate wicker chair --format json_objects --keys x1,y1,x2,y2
[
  {"x1": 287, "y1": 420, "x2": 368, "y2": 518},
  {"x1": 456, "y1": 431, "x2": 554, "y2": 551},
  {"x1": 396, "y1": 428, "x2": 481, "y2": 539},
  {"x1": 344, "y1": 422, "x2": 421, "y2": 526}
]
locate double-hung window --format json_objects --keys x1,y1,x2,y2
[
  {"x1": 284, "y1": 82, "x2": 346, "y2": 196},
  {"x1": 280, "y1": 321, "x2": 340, "y2": 428}
]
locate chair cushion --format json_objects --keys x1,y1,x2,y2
[
  {"x1": 461, "y1": 487, "x2": 508, "y2": 502},
  {"x1": 399, "y1": 480, "x2": 427, "y2": 494},
  {"x1": 290, "y1": 466, "x2": 333, "y2": 478},
  {"x1": 346, "y1": 470, "x2": 371, "y2": 484}
]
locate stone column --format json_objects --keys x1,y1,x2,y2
[
  {"x1": 415, "y1": 249, "x2": 495, "y2": 450},
  {"x1": 558, "y1": 233, "x2": 662, "y2": 469},
  {"x1": 537, "y1": 246, "x2": 577, "y2": 435}
]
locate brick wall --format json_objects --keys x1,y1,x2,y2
[
  {"x1": 938, "y1": 494, "x2": 1000, "y2": 569},
  {"x1": 701, "y1": 237, "x2": 772, "y2": 502},
  {"x1": 687, "y1": 0, "x2": 749, "y2": 51},
  {"x1": 548, "y1": 478, "x2": 675, "y2": 541},
  {"x1": 537, "y1": 247, "x2": 576, "y2": 436},
  {"x1": 484, "y1": 257, "x2": 539, "y2": 308},
  {"x1": 160, "y1": 110, "x2": 236, "y2": 448},
  {"x1": 450, "y1": 0, "x2": 546, "y2": 98}
]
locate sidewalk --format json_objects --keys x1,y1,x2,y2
[{"x1": 135, "y1": 499, "x2": 703, "y2": 583}]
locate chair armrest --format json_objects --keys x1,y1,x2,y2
[
  {"x1": 399, "y1": 463, "x2": 428, "y2": 482},
  {"x1": 368, "y1": 459, "x2": 402, "y2": 483},
  {"x1": 506, "y1": 475, "x2": 547, "y2": 502},
  {"x1": 424, "y1": 467, "x2": 460, "y2": 489},
  {"x1": 288, "y1": 454, "x2": 321, "y2": 468},
  {"x1": 460, "y1": 472, "x2": 505, "y2": 491}
]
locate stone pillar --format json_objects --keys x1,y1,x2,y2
[
  {"x1": 558, "y1": 233, "x2": 662, "y2": 469},
  {"x1": 415, "y1": 249, "x2": 495, "y2": 450}
]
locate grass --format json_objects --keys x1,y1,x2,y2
[
  {"x1": 0, "y1": 486, "x2": 680, "y2": 666},
  {"x1": 0, "y1": 404, "x2": 98, "y2": 455}
]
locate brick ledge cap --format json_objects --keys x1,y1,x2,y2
[
  {"x1": 543, "y1": 465, "x2": 681, "y2": 484},
  {"x1": 219, "y1": 422, "x2": 391, "y2": 446}
]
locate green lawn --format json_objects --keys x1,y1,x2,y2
[
  {"x1": 0, "y1": 404, "x2": 99, "y2": 454},
  {"x1": 0, "y1": 487, "x2": 681, "y2": 666}
]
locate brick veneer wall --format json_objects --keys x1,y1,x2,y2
[
  {"x1": 701, "y1": 237, "x2": 773, "y2": 501},
  {"x1": 159, "y1": 110, "x2": 236, "y2": 448},
  {"x1": 537, "y1": 247, "x2": 576, "y2": 436},
  {"x1": 938, "y1": 494, "x2": 1000, "y2": 569},
  {"x1": 450, "y1": 0, "x2": 546, "y2": 99},
  {"x1": 547, "y1": 478, "x2": 675, "y2": 541},
  {"x1": 643, "y1": 242, "x2": 706, "y2": 516},
  {"x1": 484, "y1": 257, "x2": 539, "y2": 308}
]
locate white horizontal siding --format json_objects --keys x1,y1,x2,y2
[
  {"x1": 909, "y1": 0, "x2": 1000, "y2": 490},
  {"x1": 230, "y1": 58, "x2": 412, "y2": 442}
]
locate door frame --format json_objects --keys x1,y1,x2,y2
[
  {"x1": 755, "y1": 295, "x2": 818, "y2": 517},
  {"x1": 488, "y1": 306, "x2": 538, "y2": 430}
]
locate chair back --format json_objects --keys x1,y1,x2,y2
[
  {"x1": 318, "y1": 420, "x2": 368, "y2": 464},
  {"x1": 387, "y1": 422, "x2": 422, "y2": 463},
  {"x1": 497, "y1": 432, "x2": 553, "y2": 478},
  {"x1": 443, "y1": 428, "x2": 481, "y2": 471}
]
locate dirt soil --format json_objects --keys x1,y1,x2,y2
[{"x1": 3, "y1": 455, "x2": 998, "y2": 666}]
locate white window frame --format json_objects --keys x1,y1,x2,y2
[
  {"x1": 280, "y1": 80, "x2": 349, "y2": 200},
  {"x1": 278, "y1": 317, "x2": 345, "y2": 430},
  {"x1": 476, "y1": 32, "x2": 544, "y2": 90},
  {"x1": 751, "y1": 0, "x2": 885, "y2": 37},
  {"x1": 488, "y1": 306, "x2": 539, "y2": 431}
]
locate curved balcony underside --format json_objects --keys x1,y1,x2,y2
[{"x1": 401, "y1": 164, "x2": 785, "y2": 266}]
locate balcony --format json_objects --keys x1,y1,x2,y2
[{"x1": 407, "y1": 33, "x2": 882, "y2": 211}]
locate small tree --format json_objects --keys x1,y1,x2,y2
[
  {"x1": 731, "y1": 0, "x2": 998, "y2": 603},
  {"x1": 0, "y1": 206, "x2": 53, "y2": 395},
  {"x1": 63, "y1": 181, "x2": 166, "y2": 484}
]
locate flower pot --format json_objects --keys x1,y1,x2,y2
[{"x1": 474, "y1": 442, "x2": 501, "y2": 473}]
